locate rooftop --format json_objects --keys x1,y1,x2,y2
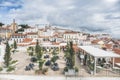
[{"x1": 78, "y1": 46, "x2": 120, "y2": 58}]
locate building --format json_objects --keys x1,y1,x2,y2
[
  {"x1": 9, "y1": 19, "x2": 18, "y2": 33},
  {"x1": 27, "y1": 32, "x2": 38, "y2": 38},
  {"x1": 63, "y1": 31, "x2": 79, "y2": 44},
  {"x1": 0, "y1": 27, "x2": 12, "y2": 39},
  {"x1": 0, "y1": 44, "x2": 5, "y2": 63},
  {"x1": 9, "y1": 33, "x2": 27, "y2": 44},
  {"x1": 24, "y1": 27, "x2": 38, "y2": 34}
]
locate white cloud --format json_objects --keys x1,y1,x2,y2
[{"x1": 0, "y1": 0, "x2": 120, "y2": 38}]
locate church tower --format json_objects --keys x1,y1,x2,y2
[{"x1": 10, "y1": 19, "x2": 18, "y2": 33}]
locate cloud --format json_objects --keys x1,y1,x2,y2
[{"x1": 0, "y1": 0, "x2": 120, "y2": 38}]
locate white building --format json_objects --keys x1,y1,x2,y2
[
  {"x1": 24, "y1": 27, "x2": 38, "y2": 34},
  {"x1": 0, "y1": 44, "x2": 5, "y2": 62},
  {"x1": 63, "y1": 31, "x2": 79, "y2": 44},
  {"x1": 27, "y1": 32, "x2": 38, "y2": 38},
  {"x1": 9, "y1": 33, "x2": 27, "y2": 43}
]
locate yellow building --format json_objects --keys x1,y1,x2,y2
[
  {"x1": 9, "y1": 19, "x2": 18, "y2": 33},
  {"x1": 0, "y1": 27, "x2": 12, "y2": 39}
]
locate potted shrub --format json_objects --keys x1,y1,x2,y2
[
  {"x1": 75, "y1": 67, "x2": 79, "y2": 72},
  {"x1": 64, "y1": 67, "x2": 68, "y2": 72}
]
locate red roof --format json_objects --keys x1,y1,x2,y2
[
  {"x1": 27, "y1": 32, "x2": 37, "y2": 35},
  {"x1": 22, "y1": 38, "x2": 33, "y2": 43},
  {"x1": 52, "y1": 42, "x2": 60, "y2": 45},
  {"x1": 64, "y1": 31, "x2": 78, "y2": 34},
  {"x1": 30, "y1": 42, "x2": 36, "y2": 45},
  {"x1": 91, "y1": 40, "x2": 100, "y2": 44},
  {"x1": 105, "y1": 44, "x2": 112, "y2": 49},
  {"x1": 113, "y1": 48, "x2": 120, "y2": 55},
  {"x1": 12, "y1": 33, "x2": 27, "y2": 36}
]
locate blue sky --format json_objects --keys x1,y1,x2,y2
[{"x1": 0, "y1": 0, "x2": 120, "y2": 38}]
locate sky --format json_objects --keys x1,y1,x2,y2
[{"x1": 0, "y1": 0, "x2": 120, "y2": 38}]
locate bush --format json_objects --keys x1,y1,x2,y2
[
  {"x1": 7, "y1": 66, "x2": 15, "y2": 72},
  {"x1": 74, "y1": 67, "x2": 79, "y2": 72},
  {"x1": 30, "y1": 57, "x2": 37, "y2": 62},
  {"x1": 10, "y1": 60, "x2": 18, "y2": 65},
  {"x1": 0, "y1": 67, "x2": 3, "y2": 71},
  {"x1": 64, "y1": 67, "x2": 68, "y2": 72}
]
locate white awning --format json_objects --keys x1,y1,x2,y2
[{"x1": 78, "y1": 46, "x2": 120, "y2": 58}]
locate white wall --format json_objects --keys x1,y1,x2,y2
[{"x1": 0, "y1": 45, "x2": 5, "y2": 62}]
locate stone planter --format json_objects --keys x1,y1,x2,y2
[{"x1": 65, "y1": 69, "x2": 78, "y2": 76}]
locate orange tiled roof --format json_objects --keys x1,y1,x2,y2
[
  {"x1": 64, "y1": 31, "x2": 78, "y2": 34},
  {"x1": 113, "y1": 48, "x2": 120, "y2": 55},
  {"x1": 105, "y1": 44, "x2": 112, "y2": 49},
  {"x1": 0, "y1": 27, "x2": 12, "y2": 30},
  {"x1": 30, "y1": 42, "x2": 36, "y2": 45},
  {"x1": 12, "y1": 33, "x2": 27, "y2": 36},
  {"x1": 91, "y1": 40, "x2": 100, "y2": 44},
  {"x1": 27, "y1": 32, "x2": 37, "y2": 35},
  {"x1": 17, "y1": 44, "x2": 28, "y2": 46},
  {"x1": 52, "y1": 42, "x2": 60, "y2": 45},
  {"x1": 22, "y1": 38, "x2": 33, "y2": 43}
]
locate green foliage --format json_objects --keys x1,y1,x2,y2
[
  {"x1": 10, "y1": 60, "x2": 18, "y2": 65},
  {"x1": 35, "y1": 40, "x2": 42, "y2": 60},
  {"x1": 19, "y1": 24, "x2": 30, "y2": 28},
  {"x1": 0, "y1": 67, "x2": 3, "y2": 71},
  {"x1": 7, "y1": 66, "x2": 15, "y2": 72},
  {"x1": 28, "y1": 46, "x2": 34, "y2": 56},
  {"x1": 38, "y1": 60, "x2": 45, "y2": 70},
  {"x1": 4, "y1": 41, "x2": 12, "y2": 67},
  {"x1": 64, "y1": 67, "x2": 68, "y2": 72},
  {"x1": 75, "y1": 67, "x2": 79, "y2": 72},
  {"x1": 52, "y1": 50, "x2": 58, "y2": 55},
  {"x1": 13, "y1": 40, "x2": 17, "y2": 49},
  {"x1": 51, "y1": 56, "x2": 58, "y2": 64},
  {"x1": 0, "y1": 22, "x2": 4, "y2": 27},
  {"x1": 65, "y1": 41, "x2": 75, "y2": 69}
]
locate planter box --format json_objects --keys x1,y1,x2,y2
[{"x1": 65, "y1": 69, "x2": 78, "y2": 76}]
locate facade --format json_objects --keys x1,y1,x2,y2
[
  {"x1": 9, "y1": 33, "x2": 27, "y2": 43},
  {"x1": 24, "y1": 27, "x2": 38, "y2": 34},
  {"x1": 0, "y1": 27, "x2": 12, "y2": 39},
  {"x1": 9, "y1": 19, "x2": 18, "y2": 33},
  {"x1": 0, "y1": 44, "x2": 5, "y2": 62},
  {"x1": 63, "y1": 31, "x2": 79, "y2": 44},
  {"x1": 27, "y1": 32, "x2": 38, "y2": 38}
]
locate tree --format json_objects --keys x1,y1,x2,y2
[
  {"x1": 4, "y1": 41, "x2": 11, "y2": 67},
  {"x1": 13, "y1": 40, "x2": 17, "y2": 49},
  {"x1": 65, "y1": 41, "x2": 75, "y2": 69},
  {"x1": 0, "y1": 22, "x2": 4, "y2": 27},
  {"x1": 19, "y1": 24, "x2": 30, "y2": 29},
  {"x1": 28, "y1": 46, "x2": 34, "y2": 56},
  {"x1": 38, "y1": 60, "x2": 45, "y2": 70},
  {"x1": 35, "y1": 40, "x2": 42, "y2": 60},
  {"x1": 51, "y1": 56, "x2": 58, "y2": 64},
  {"x1": 69, "y1": 41, "x2": 75, "y2": 68}
]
